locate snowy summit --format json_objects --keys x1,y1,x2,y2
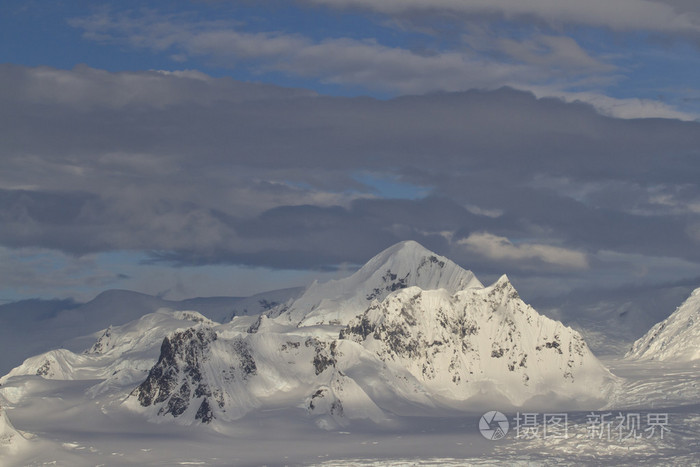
[
  {"x1": 2, "y1": 241, "x2": 613, "y2": 433},
  {"x1": 273, "y1": 240, "x2": 483, "y2": 326}
]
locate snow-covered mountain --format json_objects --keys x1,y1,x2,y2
[
  {"x1": 129, "y1": 274, "x2": 610, "y2": 425},
  {"x1": 127, "y1": 243, "x2": 611, "y2": 425},
  {"x1": 0, "y1": 287, "x2": 303, "y2": 375},
  {"x1": 0, "y1": 310, "x2": 221, "y2": 401},
  {"x1": 626, "y1": 286, "x2": 700, "y2": 361},
  {"x1": 0, "y1": 396, "x2": 28, "y2": 459},
  {"x1": 340, "y1": 276, "x2": 610, "y2": 406},
  {"x1": 1, "y1": 241, "x2": 614, "y2": 433},
  {"x1": 270, "y1": 240, "x2": 482, "y2": 326}
]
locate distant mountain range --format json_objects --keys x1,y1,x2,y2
[
  {"x1": 0, "y1": 287, "x2": 303, "y2": 375},
  {"x1": 2, "y1": 241, "x2": 617, "y2": 430}
]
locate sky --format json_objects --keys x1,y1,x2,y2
[{"x1": 1, "y1": 0, "x2": 700, "y2": 322}]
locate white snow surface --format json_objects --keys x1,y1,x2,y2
[
  {"x1": 0, "y1": 309, "x2": 216, "y2": 391},
  {"x1": 274, "y1": 240, "x2": 483, "y2": 326},
  {"x1": 626, "y1": 286, "x2": 700, "y2": 361},
  {"x1": 0, "y1": 396, "x2": 28, "y2": 458},
  {"x1": 341, "y1": 278, "x2": 612, "y2": 407},
  {"x1": 0, "y1": 286, "x2": 303, "y2": 375}
]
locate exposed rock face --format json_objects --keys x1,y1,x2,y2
[
  {"x1": 0, "y1": 310, "x2": 226, "y2": 398},
  {"x1": 340, "y1": 277, "x2": 607, "y2": 405},
  {"x1": 132, "y1": 327, "x2": 262, "y2": 423},
  {"x1": 627, "y1": 286, "x2": 700, "y2": 361},
  {"x1": 304, "y1": 370, "x2": 386, "y2": 428},
  {"x1": 88, "y1": 326, "x2": 114, "y2": 354},
  {"x1": 135, "y1": 328, "x2": 218, "y2": 418},
  {"x1": 128, "y1": 327, "x2": 349, "y2": 424}
]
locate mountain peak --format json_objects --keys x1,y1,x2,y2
[
  {"x1": 355, "y1": 241, "x2": 479, "y2": 287},
  {"x1": 359, "y1": 240, "x2": 443, "y2": 273},
  {"x1": 383, "y1": 239, "x2": 429, "y2": 254},
  {"x1": 275, "y1": 241, "x2": 483, "y2": 326},
  {"x1": 91, "y1": 289, "x2": 157, "y2": 301},
  {"x1": 627, "y1": 285, "x2": 700, "y2": 361},
  {"x1": 495, "y1": 274, "x2": 511, "y2": 285}
]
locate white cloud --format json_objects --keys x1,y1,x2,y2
[
  {"x1": 496, "y1": 34, "x2": 616, "y2": 72},
  {"x1": 2, "y1": 64, "x2": 699, "y2": 280},
  {"x1": 463, "y1": 204, "x2": 504, "y2": 218},
  {"x1": 458, "y1": 232, "x2": 589, "y2": 269},
  {"x1": 68, "y1": 11, "x2": 615, "y2": 96},
  {"x1": 686, "y1": 224, "x2": 700, "y2": 243},
  {"x1": 2, "y1": 63, "x2": 315, "y2": 111},
  {"x1": 528, "y1": 87, "x2": 699, "y2": 120},
  {"x1": 277, "y1": 37, "x2": 529, "y2": 93},
  {"x1": 307, "y1": 0, "x2": 700, "y2": 34},
  {"x1": 65, "y1": 10, "x2": 700, "y2": 120}
]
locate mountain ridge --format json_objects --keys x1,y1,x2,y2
[
  {"x1": 626, "y1": 286, "x2": 700, "y2": 361},
  {"x1": 0, "y1": 287, "x2": 303, "y2": 375},
  {"x1": 271, "y1": 240, "x2": 483, "y2": 327},
  {"x1": 1, "y1": 241, "x2": 614, "y2": 431}
]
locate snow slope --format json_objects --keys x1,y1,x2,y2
[
  {"x1": 626, "y1": 286, "x2": 700, "y2": 361},
  {"x1": 341, "y1": 277, "x2": 611, "y2": 407},
  {"x1": 0, "y1": 287, "x2": 302, "y2": 375},
  {"x1": 127, "y1": 326, "x2": 397, "y2": 427},
  {"x1": 272, "y1": 240, "x2": 482, "y2": 326},
  {"x1": 0, "y1": 310, "x2": 220, "y2": 395},
  {"x1": 0, "y1": 397, "x2": 28, "y2": 458}
]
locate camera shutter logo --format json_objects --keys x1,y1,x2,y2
[{"x1": 479, "y1": 411, "x2": 509, "y2": 440}]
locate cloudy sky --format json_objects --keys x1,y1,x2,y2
[{"x1": 1, "y1": 0, "x2": 700, "y2": 320}]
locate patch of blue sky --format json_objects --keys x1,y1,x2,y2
[
  {"x1": 209, "y1": 0, "x2": 439, "y2": 52},
  {"x1": 3, "y1": 0, "x2": 700, "y2": 111},
  {"x1": 243, "y1": 69, "x2": 385, "y2": 98},
  {"x1": 0, "y1": 0, "x2": 440, "y2": 98},
  {"x1": 552, "y1": 27, "x2": 700, "y2": 112},
  {"x1": 2, "y1": 3, "x2": 388, "y2": 61},
  {"x1": 605, "y1": 42, "x2": 700, "y2": 116},
  {"x1": 0, "y1": 1, "x2": 181, "y2": 74}
]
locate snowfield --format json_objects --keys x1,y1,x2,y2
[{"x1": 0, "y1": 242, "x2": 698, "y2": 465}]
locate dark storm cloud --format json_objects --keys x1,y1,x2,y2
[
  {"x1": 530, "y1": 275, "x2": 700, "y2": 350},
  {"x1": 4, "y1": 72, "x2": 697, "y2": 180},
  {"x1": 147, "y1": 197, "x2": 491, "y2": 269},
  {"x1": 1, "y1": 64, "x2": 699, "y2": 280}
]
